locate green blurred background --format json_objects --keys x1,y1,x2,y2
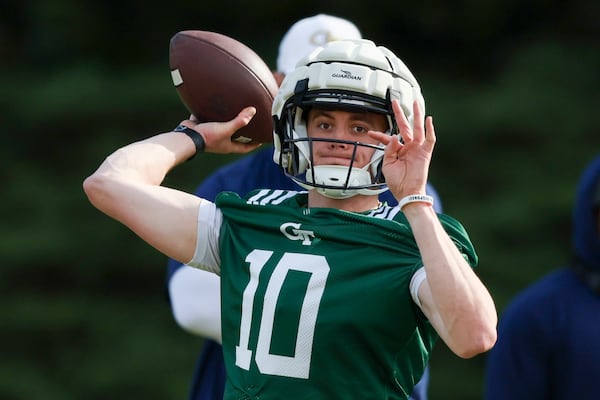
[{"x1": 1, "y1": 0, "x2": 598, "y2": 399}]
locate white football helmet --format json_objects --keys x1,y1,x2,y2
[{"x1": 272, "y1": 39, "x2": 425, "y2": 199}]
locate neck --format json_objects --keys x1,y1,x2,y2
[{"x1": 308, "y1": 191, "x2": 380, "y2": 212}]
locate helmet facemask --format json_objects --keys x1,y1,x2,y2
[
  {"x1": 272, "y1": 39, "x2": 424, "y2": 199},
  {"x1": 274, "y1": 87, "x2": 395, "y2": 199}
]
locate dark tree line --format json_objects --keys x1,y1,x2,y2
[{"x1": 1, "y1": 1, "x2": 598, "y2": 398}]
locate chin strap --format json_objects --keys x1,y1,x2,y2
[{"x1": 303, "y1": 165, "x2": 388, "y2": 199}]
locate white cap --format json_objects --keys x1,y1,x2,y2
[{"x1": 276, "y1": 14, "x2": 362, "y2": 75}]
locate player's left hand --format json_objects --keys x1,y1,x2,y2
[{"x1": 368, "y1": 100, "x2": 436, "y2": 199}]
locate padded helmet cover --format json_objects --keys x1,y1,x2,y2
[{"x1": 272, "y1": 39, "x2": 425, "y2": 198}]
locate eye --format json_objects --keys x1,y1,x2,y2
[
  {"x1": 353, "y1": 125, "x2": 369, "y2": 134},
  {"x1": 318, "y1": 122, "x2": 331, "y2": 130}
]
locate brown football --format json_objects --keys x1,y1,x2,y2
[{"x1": 169, "y1": 30, "x2": 278, "y2": 143}]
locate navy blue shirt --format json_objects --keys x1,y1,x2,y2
[
  {"x1": 485, "y1": 268, "x2": 600, "y2": 399},
  {"x1": 485, "y1": 155, "x2": 600, "y2": 400}
]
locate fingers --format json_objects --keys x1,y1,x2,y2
[
  {"x1": 368, "y1": 131, "x2": 403, "y2": 161},
  {"x1": 425, "y1": 116, "x2": 436, "y2": 146},
  {"x1": 392, "y1": 100, "x2": 412, "y2": 141},
  {"x1": 392, "y1": 99, "x2": 431, "y2": 144},
  {"x1": 411, "y1": 100, "x2": 424, "y2": 142},
  {"x1": 231, "y1": 107, "x2": 256, "y2": 130},
  {"x1": 182, "y1": 107, "x2": 256, "y2": 132},
  {"x1": 224, "y1": 107, "x2": 259, "y2": 152},
  {"x1": 197, "y1": 107, "x2": 259, "y2": 154},
  {"x1": 367, "y1": 130, "x2": 393, "y2": 144}
]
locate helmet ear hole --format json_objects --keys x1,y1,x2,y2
[
  {"x1": 291, "y1": 107, "x2": 310, "y2": 173},
  {"x1": 283, "y1": 140, "x2": 306, "y2": 175}
]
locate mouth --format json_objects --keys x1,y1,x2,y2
[{"x1": 318, "y1": 156, "x2": 354, "y2": 166}]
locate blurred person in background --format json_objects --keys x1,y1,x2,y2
[
  {"x1": 166, "y1": 15, "x2": 439, "y2": 400},
  {"x1": 484, "y1": 154, "x2": 600, "y2": 399}
]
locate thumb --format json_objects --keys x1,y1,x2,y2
[
  {"x1": 228, "y1": 107, "x2": 256, "y2": 132},
  {"x1": 384, "y1": 135, "x2": 402, "y2": 157}
]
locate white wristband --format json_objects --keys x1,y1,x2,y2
[{"x1": 398, "y1": 194, "x2": 434, "y2": 211}]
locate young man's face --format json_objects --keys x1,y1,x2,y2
[{"x1": 306, "y1": 108, "x2": 388, "y2": 169}]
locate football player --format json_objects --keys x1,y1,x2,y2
[
  {"x1": 166, "y1": 14, "x2": 439, "y2": 400},
  {"x1": 84, "y1": 38, "x2": 497, "y2": 399}
]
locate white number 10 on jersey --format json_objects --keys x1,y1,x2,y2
[{"x1": 235, "y1": 250, "x2": 330, "y2": 379}]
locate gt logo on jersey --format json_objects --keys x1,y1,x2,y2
[{"x1": 280, "y1": 222, "x2": 315, "y2": 245}]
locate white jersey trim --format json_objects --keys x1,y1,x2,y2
[
  {"x1": 187, "y1": 199, "x2": 222, "y2": 274},
  {"x1": 409, "y1": 267, "x2": 427, "y2": 310},
  {"x1": 247, "y1": 189, "x2": 301, "y2": 205}
]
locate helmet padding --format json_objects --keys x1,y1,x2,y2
[{"x1": 272, "y1": 39, "x2": 424, "y2": 199}]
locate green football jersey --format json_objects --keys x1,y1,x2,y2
[{"x1": 214, "y1": 189, "x2": 477, "y2": 399}]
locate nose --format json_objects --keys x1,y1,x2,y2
[
  {"x1": 328, "y1": 140, "x2": 348, "y2": 150},
  {"x1": 328, "y1": 126, "x2": 350, "y2": 148}
]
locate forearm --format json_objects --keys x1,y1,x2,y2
[
  {"x1": 93, "y1": 131, "x2": 196, "y2": 184},
  {"x1": 83, "y1": 130, "x2": 201, "y2": 264},
  {"x1": 84, "y1": 108, "x2": 258, "y2": 266},
  {"x1": 404, "y1": 204, "x2": 497, "y2": 358}
]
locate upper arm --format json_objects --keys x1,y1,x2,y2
[
  {"x1": 129, "y1": 184, "x2": 202, "y2": 264},
  {"x1": 414, "y1": 279, "x2": 446, "y2": 335},
  {"x1": 85, "y1": 173, "x2": 202, "y2": 264}
]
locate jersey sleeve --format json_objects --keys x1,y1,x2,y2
[
  {"x1": 165, "y1": 173, "x2": 229, "y2": 282},
  {"x1": 187, "y1": 199, "x2": 223, "y2": 274},
  {"x1": 437, "y1": 213, "x2": 478, "y2": 267},
  {"x1": 409, "y1": 267, "x2": 427, "y2": 309}
]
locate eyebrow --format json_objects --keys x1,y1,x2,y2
[
  {"x1": 310, "y1": 109, "x2": 334, "y2": 119},
  {"x1": 310, "y1": 109, "x2": 381, "y2": 123}
]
